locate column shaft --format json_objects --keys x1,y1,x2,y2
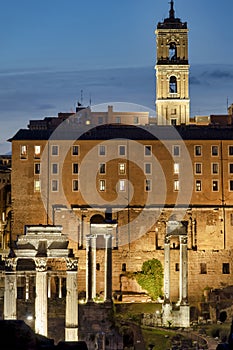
[
  {"x1": 179, "y1": 235, "x2": 188, "y2": 304},
  {"x1": 35, "y1": 259, "x2": 48, "y2": 337},
  {"x1": 25, "y1": 275, "x2": 29, "y2": 300},
  {"x1": 164, "y1": 236, "x2": 170, "y2": 303},
  {"x1": 4, "y1": 273, "x2": 17, "y2": 320},
  {"x1": 104, "y1": 234, "x2": 112, "y2": 302},
  {"x1": 86, "y1": 235, "x2": 92, "y2": 302},
  {"x1": 65, "y1": 271, "x2": 78, "y2": 341},
  {"x1": 91, "y1": 235, "x2": 97, "y2": 300}
]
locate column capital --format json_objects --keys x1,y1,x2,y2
[
  {"x1": 165, "y1": 235, "x2": 170, "y2": 244},
  {"x1": 66, "y1": 258, "x2": 78, "y2": 271},
  {"x1": 35, "y1": 258, "x2": 47, "y2": 272},
  {"x1": 5, "y1": 258, "x2": 17, "y2": 271},
  {"x1": 180, "y1": 235, "x2": 187, "y2": 244}
]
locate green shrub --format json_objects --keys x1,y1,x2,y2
[{"x1": 135, "y1": 259, "x2": 163, "y2": 301}]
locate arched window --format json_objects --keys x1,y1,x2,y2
[
  {"x1": 169, "y1": 42, "x2": 177, "y2": 61},
  {"x1": 169, "y1": 76, "x2": 177, "y2": 93}
]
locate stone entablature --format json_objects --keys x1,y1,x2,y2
[{"x1": 3, "y1": 225, "x2": 79, "y2": 341}]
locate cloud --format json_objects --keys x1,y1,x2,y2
[{"x1": 1, "y1": 64, "x2": 233, "y2": 155}]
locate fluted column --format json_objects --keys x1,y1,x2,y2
[
  {"x1": 82, "y1": 216, "x2": 90, "y2": 248},
  {"x1": 4, "y1": 258, "x2": 17, "y2": 320},
  {"x1": 47, "y1": 275, "x2": 51, "y2": 298},
  {"x1": 91, "y1": 235, "x2": 97, "y2": 300},
  {"x1": 58, "y1": 276, "x2": 62, "y2": 298},
  {"x1": 25, "y1": 274, "x2": 30, "y2": 300},
  {"x1": 179, "y1": 235, "x2": 188, "y2": 305},
  {"x1": 86, "y1": 235, "x2": 92, "y2": 302},
  {"x1": 65, "y1": 258, "x2": 78, "y2": 341},
  {"x1": 104, "y1": 234, "x2": 112, "y2": 302},
  {"x1": 164, "y1": 236, "x2": 170, "y2": 303},
  {"x1": 35, "y1": 258, "x2": 48, "y2": 337}
]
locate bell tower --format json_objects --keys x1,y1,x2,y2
[{"x1": 155, "y1": 0, "x2": 190, "y2": 125}]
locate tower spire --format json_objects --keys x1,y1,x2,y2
[{"x1": 169, "y1": 0, "x2": 175, "y2": 19}]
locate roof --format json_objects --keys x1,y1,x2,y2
[{"x1": 8, "y1": 124, "x2": 233, "y2": 142}]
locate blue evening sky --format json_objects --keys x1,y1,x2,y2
[
  {"x1": 0, "y1": 0, "x2": 233, "y2": 154},
  {"x1": 0, "y1": 0, "x2": 232, "y2": 71}
]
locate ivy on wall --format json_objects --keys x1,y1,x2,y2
[{"x1": 135, "y1": 259, "x2": 163, "y2": 301}]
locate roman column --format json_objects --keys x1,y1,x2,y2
[
  {"x1": 164, "y1": 235, "x2": 170, "y2": 303},
  {"x1": 91, "y1": 234, "x2": 97, "y2": 300},
  {"x1": 35, "y1": 258, "x2": 48, "y2": 337},
  {"x1": 86, "y1": 235, "x2": 92, "y2": 302},
  {"x1": 4, "y1": 258, "x2": 17, "y2": 320},
  {"x1": 65, "y1": 258, "x2": 78, "y2": 341},
  {"x1": 179, "y1": 235, "x2": 188, "y2": 304},
  {"x1": 104, "y1": 234, "x2": 112, "y2": 302}
]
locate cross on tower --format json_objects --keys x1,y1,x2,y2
[{"x1": 169, "y1": 0, "x2": 175, "y2": 19}]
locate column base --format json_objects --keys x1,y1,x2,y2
[{"x1": 65, "y1": 327, "x2": 78, "y2": 341}]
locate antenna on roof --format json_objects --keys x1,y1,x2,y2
[
  {"x1": 80, "y1": 89, "x2": 83, "y2": 105},
  {"x1": 89, "y1": 93, "x2": 92, "y2": 106},
  {"x1": 227, "y1": 96, "x2": 229, "y2": 111}
]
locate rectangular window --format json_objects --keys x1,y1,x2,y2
[
  {"x1": 212, "y1": 163, "x2": 219, "y2": 174},
  {"x1": 194, "y1": 145, "x2": 202, "y2": 156},
  {"x1": 52, "y1": 163, "x2": 58, "y2": 174},
  {"x1": 171, "y1": 119, "x2": 177, "y2": 126},
  {"x1": 20, "y1": 145, "x2": 27, "y2": 159},
  {"x1": 173, "y1": 145, "x2": 180, "y2": 157},
  {"x1": 145, "y1": 145, "x2": 152, "y2": 156},
  {"x1": 229, "y1": 180, "x2": 233, "y2": 191},
  {"x1": 34, "y1": 180, "x2": 41, "y2": 192},
  {"x1": 195, "y1": 180, "x2": 202, "y2": 192},
  {"x1": 200, "y1": 263, "x2": 207, "y2": 274},
  {"x1": 52, "y1": 179, "x2": 58, "y2": 192},
  {"x1": 34, "y1": 145, "x2": 41, "y2": 158},
  {"x1": 72, "y1": 145, "x2": 79, "y2": 156},
  {"x1": 72, "y1": 180, "x2": 79, "y2": 191},
  {"x1": 212, "y1": 180, "x2": 219, "y2": 192},
  {"x1": 52, "y1": 145, "x2": 59, "y2": 156},
  {"x1": 115, "y1": 116, "x2": 121, "y2": 124},
  {"x1": 73, "y1": 163, "x2": 79, "y2": 174},
  {"x1": 99, "y1": 180, "x2": 106, "y2": 191},
  {"x1": 134, "y1": 116, "x2": 139, "y2": 124},
  {"x1": 174, "y1": 163, "x2": 179, "y2": 174},
  {"x1": 229, "y1": 164, "x2": 233, "y2": 174},
  {"x1": 98, "y1": 116, "x2": 103, "y2": 125},
  {"x1": 34, "y1": 163, "x2": 40, "y2": 175},
  {"x1": 99, "y1": 145, "x2": 106, "y2": 156},
  {"x1": 174, "y1": 180, "x2": 179, "y2": 191},
  {"x1": 229, "y1": 146, "x2": 233, "y2": 156},
  {"x1": 145, "y1": 163, "x2": 152, "y2": 174},
  {"x1": 119, "y1": 163, "x2": 126, "y2": 175},
  {"x1": 195, "y1": 163, "x2": 202, "y2": 174},
  {"x1": 119, "y1": 145, "x2": 126, "y2": 156},
  {"x1": 212, "y1": 145, "x2": 219, "y2": 156},
  {"x1": 171, "y1": 108, "x2": 177, "y2": 115},
  {"x1": 145, "y1": 179, "x2": 151, "y2": 192},
  {"x1": 119, "y1": 179, "x2": 126, "y2": 192},
  {"x1": 99, "y1": 163, "x2": 106, "y2": 174},
  {"x1": 230, "y1": 213, "x2": 233, "y2": 226},
  {"x1": 175, "y1": 263, "x2": 179, "y2": 272},
  {"x1": 222, "y1": 263, "x2": 230, "y2": 274}
]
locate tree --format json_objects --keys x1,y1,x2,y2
[{"x1": 135, "y1": 259, "x2": 163, "y2": 301}]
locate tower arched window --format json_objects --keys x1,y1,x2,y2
[
  {"x1": 169, "y1": 42, "x2": 177, "y2": 61},
  {"x1": 169, "y1": 76, "x2": 177, "y2": 93}
]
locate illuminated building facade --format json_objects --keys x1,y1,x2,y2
[{"x1": 6, "y1": 1, "x2": 233, "y2": 328}]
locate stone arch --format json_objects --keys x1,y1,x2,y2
[
  {"x1": 169, "y1": 42, "x2": 177, "y2": 61},
  {"x1": 169, "y1": 75, "x2": 177, "y2": 93},
  {"x1": 90, "y1": 214, "x2": 105, "y2": 224}
]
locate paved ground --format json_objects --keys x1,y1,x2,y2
[{"x1": 205, "y1": 335, "x2": 222, "y2": 349}]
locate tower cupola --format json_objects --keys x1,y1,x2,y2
[{"x1": 155, "y1": 1, "x2": 190, "y2": 125}]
